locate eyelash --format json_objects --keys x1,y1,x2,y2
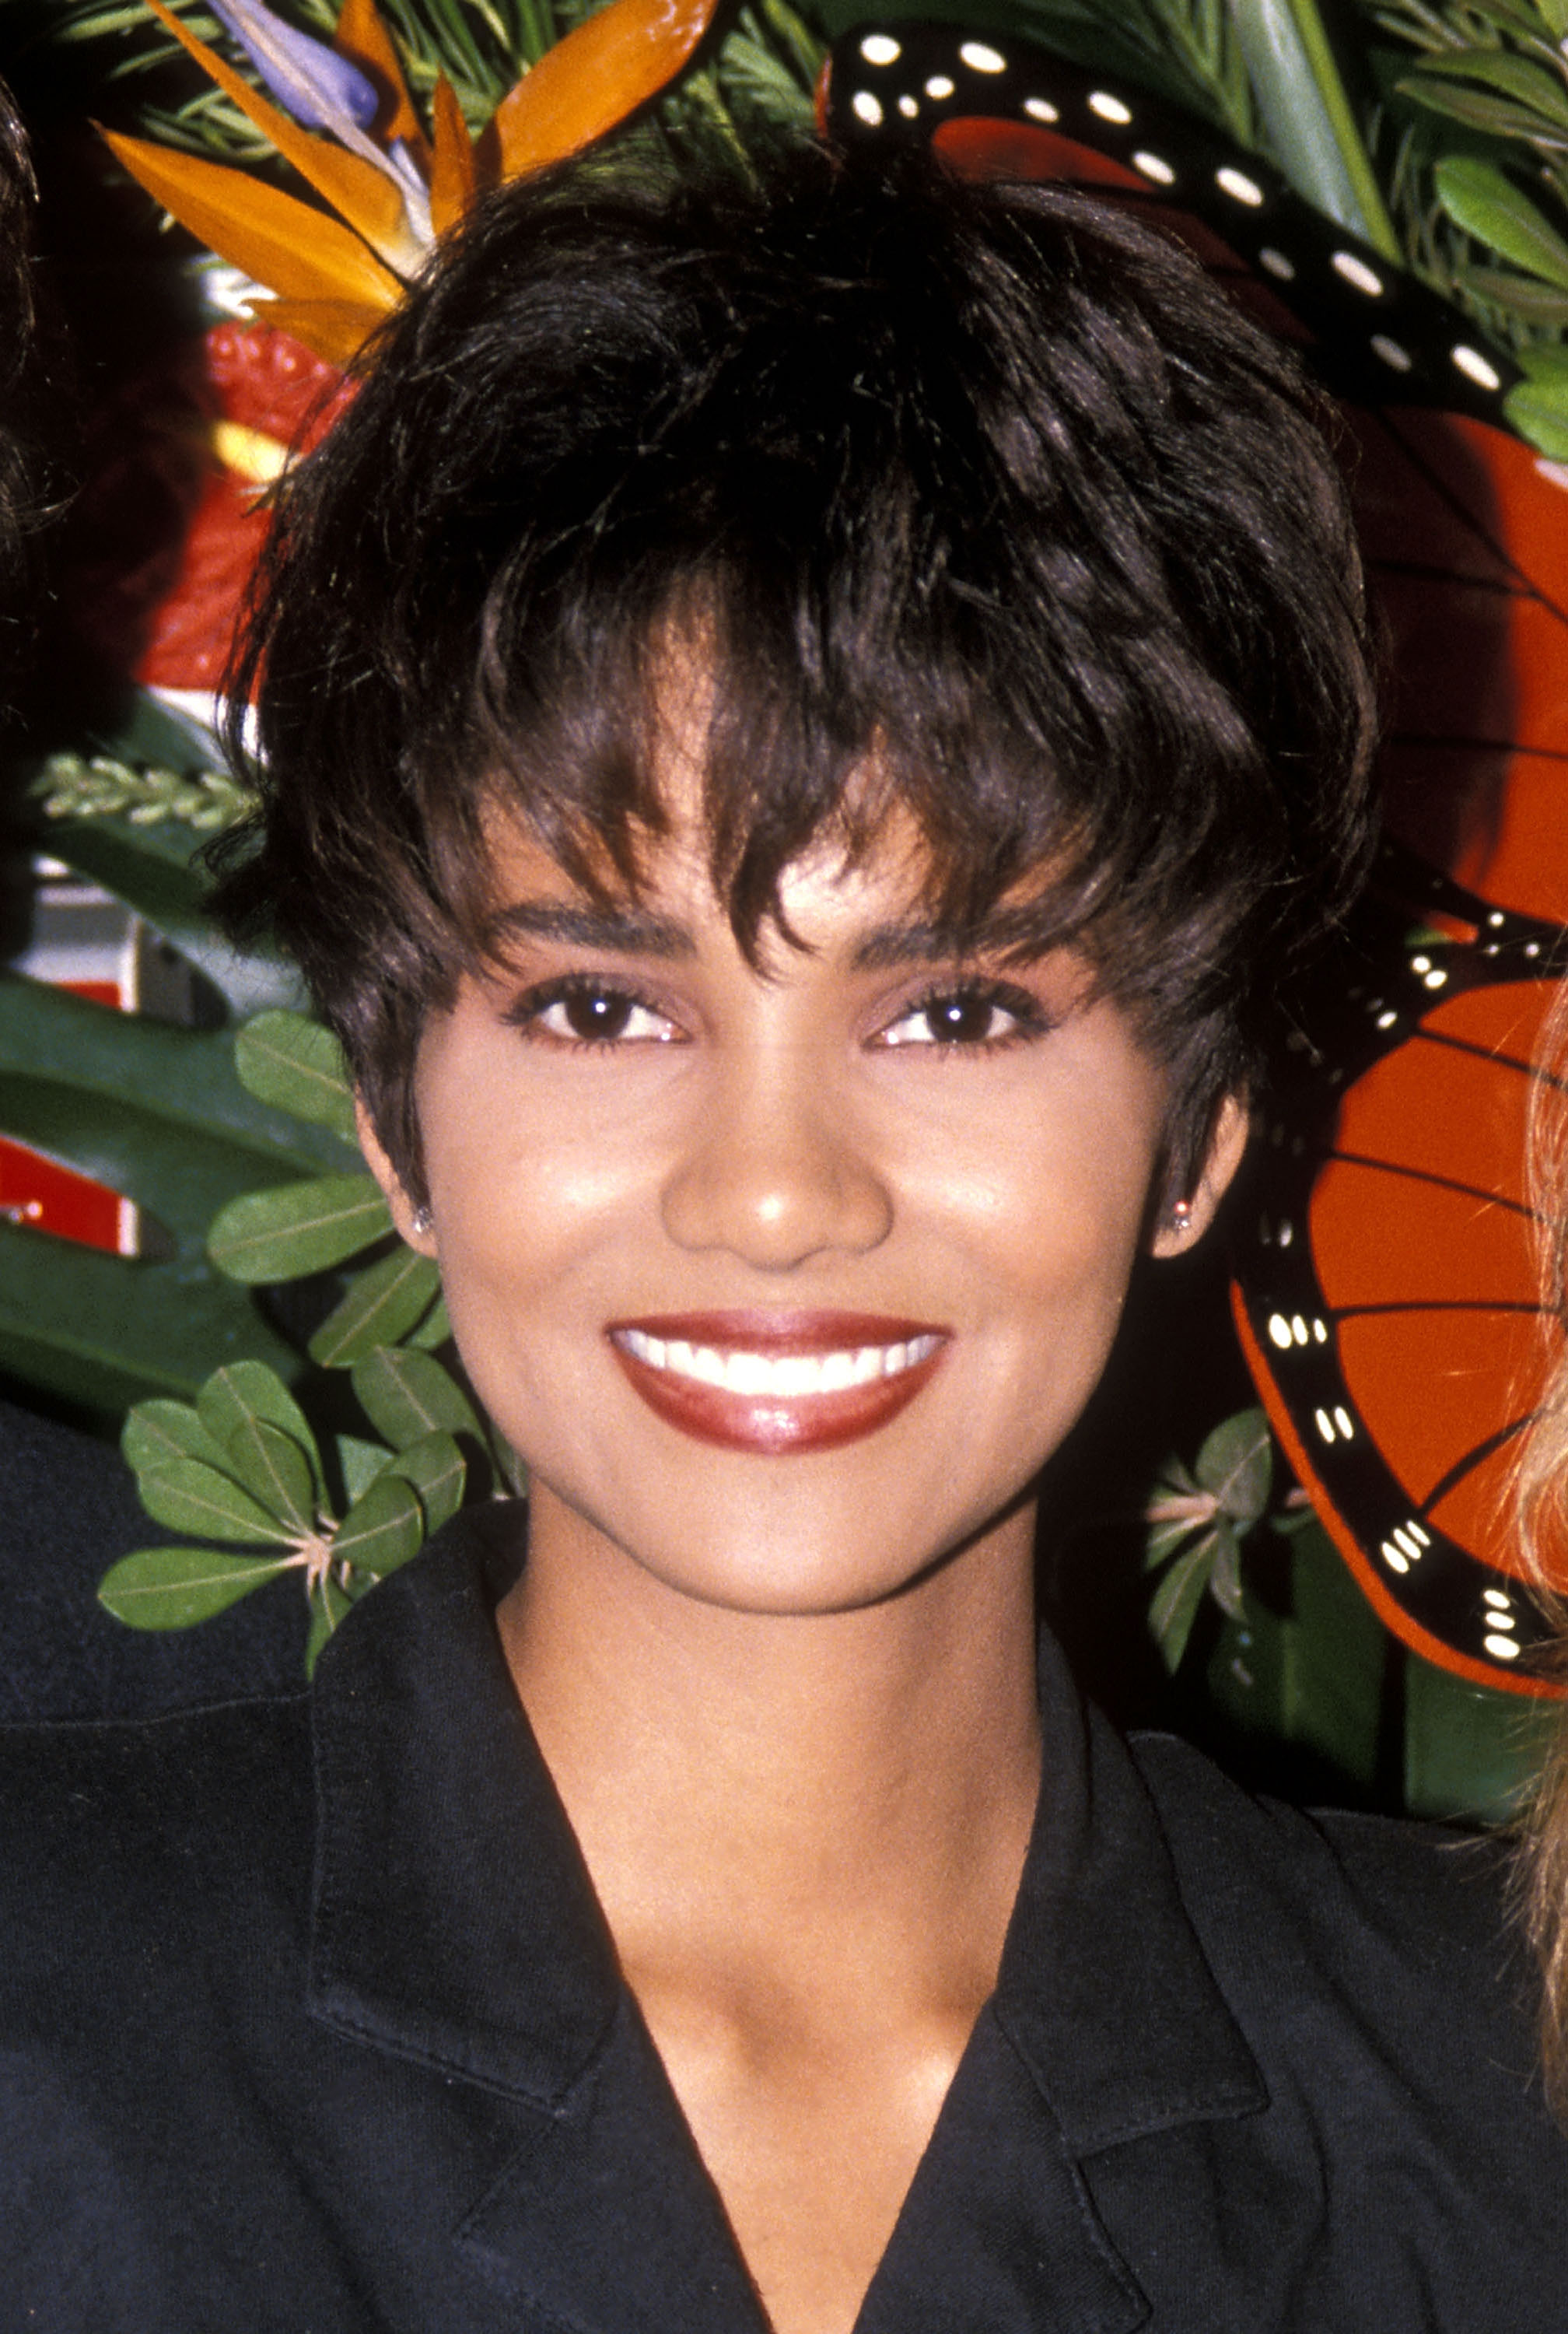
[
  {"x1": 501, "y1": 974, "x2": 682, "y2": 1051},
  {"x1": 876, "y1": 978, "x2": 1055, "y2": 1051},
  {"x1": 500, "y1": 972, "x2": 1056, "y2": 1053}
]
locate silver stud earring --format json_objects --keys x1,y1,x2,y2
[
  {"x1": 411, "y1": 1204, "x2": 434, "y2": 1237},
  {"x1": 1167, "y1": 1198, "x2": 1195, "y2": 1237}
]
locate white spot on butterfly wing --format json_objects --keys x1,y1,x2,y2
[
  {"x1": 959, "y1": 41, "x2": 1006, "y2": 73},
  {"x1": 1133, "y1": 151, "x2": 1175, "y2": 184},
  {"x1": 859, "y1": 33, "x2": 900, "y2": 65},
  {"x1": 1452, "y1": 344, "x2": 1503, "y2": 391},
  {"x1": 1217, "y1": 166, "x2": 1265, "y2": 207},
  {"x1": 1089, "y1": 91, "x2": 1132, "y2": 124},
  {"x1": 852, "y1": 89, "x2": 884, "y2": 125},
  {"x1": 1024, "y1": 96, "x2": 1059, "y2": 123},
  {"x1": 1332, "y1": 251, "x2": 1384, "y2": 298}
]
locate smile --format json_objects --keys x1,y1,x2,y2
[{"x1": 606, "y1": 1312, "x2": 950, "y2": 1454}]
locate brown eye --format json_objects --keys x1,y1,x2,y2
[
  {"x1": 921, "y1": 993, "x2": 1002, "y2": 1044},
  {"x1": 560, "y1": 987, "x2": 635, "y2": 1041},
  {"x1": 878, "y1": 982, "x2": 1041, "y2": 1050},
  {"x1": 509, "y1": 979, "x2": 680, "y2": 1047}
]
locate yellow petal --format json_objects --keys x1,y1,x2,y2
[
  {"x1": 428, "y1": 75, "x2": 477, "y2": 237},
  {"x1": 492, "y1": 0, "x2": 719, "y2": 178},
  {"x1": 100, "y1": 128, "x2": 404, "y2": 321},
  {"x1": 138, "y1": 0, "x2": 424, "y2": 275},
  {"x1": 334, "y1": 0, "x2": 429, "y2": 159}
]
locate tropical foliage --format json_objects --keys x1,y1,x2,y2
[{"x1": 5, "y1": 0, "x2": 1566, "y2": 1766}]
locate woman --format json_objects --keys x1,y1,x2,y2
[{"x1": 2, "y1": 147, "x2": 1563, "y2": 2332}]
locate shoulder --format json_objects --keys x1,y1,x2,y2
[
  {"x1": 0, "y1": 1687, "x2": 315, "y2": 2011},
  {"x1": 1129, "y1": 1725, "x2": 1543, "y2": 2090}
]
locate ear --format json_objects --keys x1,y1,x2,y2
[
  {"x1": 355, "y1": 1094, "x2": 437, "y2": 1259},
  {"x1": 1150, "y1": 1092, "x2": 1249, "y2": 1260}
]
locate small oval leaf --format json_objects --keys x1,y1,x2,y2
[
  {"x1": 1433, "y1": 156, "x2": 1568, "y2": 294},
  {"x1": 308, "y1": 1244, "x2": 442, "y2": 1368},
  {"x1": 222, "y1": 1417, "x2": 317, "y2": 1537},
  {"x1": 1195, "y1": 1407, "x2": 1272, "y2": 1531},
  {"x1": 334, "y1": 1470, "x2": 425, "y2": 1577},
  {"x1": 208, "y1": 1173, "x2": 391, "y2": 1283},
  {"x1": 351, "y1": 1346, "x2": 481, "y2": 1450},
  {"x1": 234, "y1": 1008, "x2": 359, "y2": 1142},
  {"x1": 136, "y1": 1457, "x2": 294, "y2": 1546},
  {"x1": 1149, "y1": 1536, "x2": 1216, "y2": 1675},
  {"x1": 123, "y1": 1398, "x2": 229, "y2": 1478},
  {"x1": 334, "y1": 1432, "x2": 394, "y2": 1506},
  {"x1": 99, "y1": 1544, "x2": 295, "y2": 1628},
  {"x1": 306, "y1": 1565, "x2": 353, "y2": 1676},
  {"x1": 387, "y1": 1428, "x2": 467, "y2": 1537},
  {"x1": 198, "y1": 1361, "x2": 325, "y2": 1500}
]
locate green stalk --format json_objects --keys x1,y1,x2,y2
[{"x1": 1230, "y1": 0, "x2": 1402, "y2": 259}]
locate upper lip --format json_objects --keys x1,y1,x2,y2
[{"x1": 605, "y1": 1310, "x2": 949, "y2": 1355}]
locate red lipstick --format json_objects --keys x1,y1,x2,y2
[{"x1": 606, "y1": 1310, "x2": 950, "y2": 1455}]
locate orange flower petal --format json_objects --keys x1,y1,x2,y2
[
  {"x1": 334, "y1": 0, "x2": 429, "y2": 159},
  {"x1": 100, "y1": 128, "x2": 404, "y2": 321},
  {"x1": 257, "y1": 295, "x2": 387, "y2": 367},
  {"x1": 138, "y1": 0, "x2": 424, "y2": 275},
  {"x1": 429, "y1": 75, "x2": 477, "y2": 237},
  {"x1": 492, "y1": 0, "x2": 719, "y2": 179}
]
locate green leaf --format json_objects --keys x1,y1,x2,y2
[
  {"x1": 352, "y1": 1345, "x2": 481, "y2": 1450},
  {"x1": 1195, "y1": 1407, "x2": 1272, "y2": 1530},
  {"x1": 207, "y1": 1173, "x2": 391, "y2": 1283},
  {"x1": 334, "y1": 1432, "x2": 394, "y2": 1506},
  {"x1": 1405, "y1": 50, "x2": 1568, "y2": 134},
  {"x1": 0, "y1": 1215, "x2": 303, "y2": 1424},
  {"x1": 98, "y1": 1544, "x2": 296, "y2": 1628},
  {"x1": 1433, "y1": 154, "x2": 1568, "y2": 290},
  {"x1": 1207, "y1": 1517, "x2": 1247, "y2": 1621},
  {"x1": 234, "y1": 1011, "x2": 359, "y2": 1144},
  {"x1": 136, "y1": 1456, "x2": 293, "y2": 1546},
  {"x1": 1229, "y1": 0, "x2": 1400, "y2": 258},
  {"x1": 404, "y1": 1292, "x2": 453, "y2": 1351},
  {"x1": 1396, "y1": 77, "x2": 1559, "y2": 142},
  {"x1": 387, "y1": 1429, "x2": 467, "y2": 1536},
  {"x1": 1149, "y1": 1533, "x2": 1216, "y2": 1673},
  {"x1": 306, "y1": 1566, "x2": 352, "y2": 1677},
  {"x1": 1404, "y1": 1646, "x2": 1560, "y2": 1823},
  {"x1": 0, "y1": 976, "x2": 352, "y2": 1244},
  {"x1": 221, "y1": 1417, "x2": 317, "y2": 1537},
  {"x1": 307, "y1": 1244, "x2": 443, "y2": 1368},
  {"x1": 196, "y1": 1359, "x2": 324, "y2": 1493},
  {"x1": 1456, "y1": 261, "x2": 1568, "y2": 323},
  {"x1": 333, "y1": 1470, "x2": 425, "y2": 1578},
  {"x1": 122, "y1": 1397, "x2": 229, "y2": 1477},
  {"x1": 1505, "y1": 342, "x2": 1568, "y2": 454}
]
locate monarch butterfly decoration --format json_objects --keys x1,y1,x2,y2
[{"x1": 823, "y1": 21, "x2": 1568, "y2": 1696}]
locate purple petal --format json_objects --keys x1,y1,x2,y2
[{"x1": 208, "y1": 0, "x2": 380, "y2": 133}]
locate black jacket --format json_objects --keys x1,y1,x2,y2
[{"x1": 2, "y1": 1512, "x2": 1565, "y2": 2332}]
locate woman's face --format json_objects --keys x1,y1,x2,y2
[{"x1": 362, "y1": 752, "x2": 1244, "y2": 1620}]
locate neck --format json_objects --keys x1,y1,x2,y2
[{"x1": 496, "y1": 1486, "x2": 1043, "y2": 2006}]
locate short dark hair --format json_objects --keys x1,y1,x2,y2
[{"x1": 217, "y1": 142, "x2": 1377, "y2": 1203}]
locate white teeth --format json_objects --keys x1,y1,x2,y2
[{"x1": 617, "y1": 1329, "x2": 941, "y2": 1397}]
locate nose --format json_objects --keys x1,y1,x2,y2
[{"x1": 660, "y1": 1048, "x2": 894, "y2": 1269}]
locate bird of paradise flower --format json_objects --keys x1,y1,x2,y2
[{"x1": 100, "y1": 0, "x2": 722, "y2": 366}]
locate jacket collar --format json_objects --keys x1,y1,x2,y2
[
  {"x1": 994, "y1": 1627, "x2": 1265, "y2": 2154},
  {"x1": 306, "y1": 1509, "x2": 621, "y2": 2106},
  {"x1": 306, "y1": 1514, "x2": 1263, "y2": 2147}
]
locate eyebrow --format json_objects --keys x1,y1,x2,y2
[
  {"x1": 488, "y1": 901, "x2": 696, "y2": 957},
  {"x1": 850, "y1": 916, "x2": 1052, "y2": 971}
]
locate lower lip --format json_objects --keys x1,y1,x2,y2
[{"x1": 606, "y1": 1313, "x2": 949, "y2": 1456}]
